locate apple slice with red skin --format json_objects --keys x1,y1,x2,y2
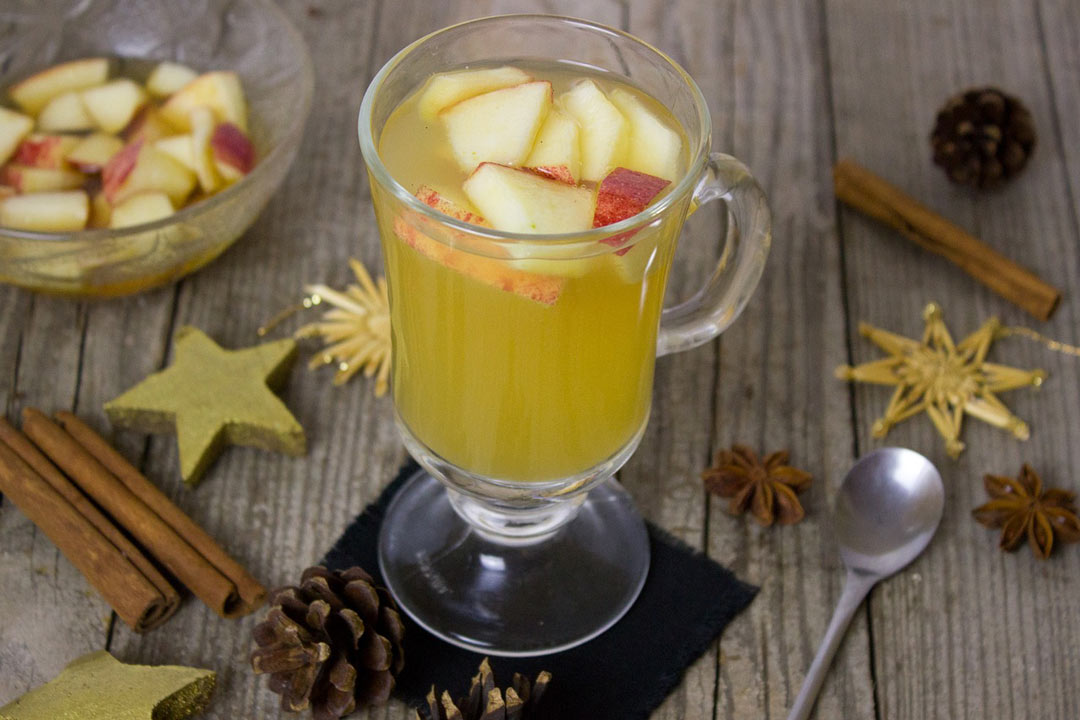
[
  {"x1": 0, "y1": 108, "x2": 35, "y2": 166},
  {"x1": 13, "y1": 134, "x2": 80, "y2": 169},
  {"x1": 102, "y1": 140, "x2": 196, "y2": 206},
  {"x1": 122, "y1": 106, "x2": 177, "y2": 145},
  {"x1": 527, "y1": 165, "x2": 575, "y2": 185},
  {"x1": 392, "y1": 185, "x2": 564, "y2": 306},
  {"x1": 593, "y1": 167, "x2": 670, "y2": 253},
  {"x1": 210, "y1": 122, "x2": 255, "y2": 175}
]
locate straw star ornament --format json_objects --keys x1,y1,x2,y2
[
  {"x1": 836, "y1": 303, "x2": 1046, "y2": 458},
  {"x1": 291, "y1": 258, "x2": 392, "y2": 397}
]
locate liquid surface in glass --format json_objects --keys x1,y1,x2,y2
[{"x1": 375, "y1": 60, "x2": 690, "y2": 482}]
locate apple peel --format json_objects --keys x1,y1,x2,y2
[
  {"x1": 593, "y1": 167, "x2": 670, "y2": 253},
  {"x1": 393, "y1": 186, "x2": 564, "y2": 306}
]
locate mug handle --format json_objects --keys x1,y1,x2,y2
[{"x1": 656, "y1": 152, "x2": 772, "y2": 356}]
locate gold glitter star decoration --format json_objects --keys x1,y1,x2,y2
[
  {"x1": 0, "y1": 650, "x2": 214, "y2": 720},
  {"x1": 105, "y1": 326, "x2": 306, "y2": 485},
  {"x1": 836, "y1": 303, "x2": 1046, "y2": 458},
  {"x1": 262, "y1": 258, "x2": 391, "y2": 397}
]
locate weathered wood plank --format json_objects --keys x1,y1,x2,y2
[
  {"x1": 701, "y1": 1, "x2": 875, "y2": 718},
  {"x1": 826, "y1": 0, "x2": 1080, "y2": 718},
  {"x1": 617, "y1": 1, "x2": 734, "y2": 718},
  {"x1": 0, "y1": 296, "x2": 110, "y2": 699}
]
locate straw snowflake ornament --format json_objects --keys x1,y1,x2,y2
[{"x1": 262, "y1": 258, "x2": 391, "y2": 397}]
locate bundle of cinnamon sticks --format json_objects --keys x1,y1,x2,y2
[{"x1": 0, "y1": 408, "x2": 265, "y2": 632}]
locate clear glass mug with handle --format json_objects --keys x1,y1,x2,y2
[{"x1": 358, "y1": 14, "x2": 770, "y2": 656}]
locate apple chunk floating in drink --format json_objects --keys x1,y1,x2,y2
[{"x1": 375, "y1": 63, "x2": 687, "y2": 482}]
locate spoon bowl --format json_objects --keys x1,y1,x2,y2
[
  {"x1": 787, "y1": 447, "x2": 944, "y2": 720},
  {"x1": 835, "y1": 447, "x2": 945, "y2": 575}
]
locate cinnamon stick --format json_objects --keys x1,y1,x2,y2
[
  {"x1": 55, "y1": 411, "x2": 266, "y2": 616},
  {"x1": 0, "y1": 436, "x2": 172, "y2": 632},
  {"x1": 20, "y1": 409, "x2": 248, "y2": 618},
  {"x1": 833, "y1": 159, "x2": 1061, "y2": 320},
  {"x1": 0, "y1": 419, "x2": 180, "y2": 631}
]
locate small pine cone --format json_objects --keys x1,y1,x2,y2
[
  {"x1": 931, "y1": 87, "x2": 1036, "y2": 189},
  {"x1": 251, "y1": 566, "x2": 406, "y2": 719},
  {"x1": 415, "y1": 658, "x2": 551, "y2": 720}
]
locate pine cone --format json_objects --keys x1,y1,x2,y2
[
  {"x1": 416, "y1": 658, "x2": 551, "y2": 720},
  {"x1": 931, "y1": 87, "x2": 1036, "y2": 189},
  {"x1": 251, "y1": 566, "x2": 406, "y2": 719}
]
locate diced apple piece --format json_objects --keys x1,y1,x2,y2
[
  {"x1": 110, "y1": 191, "x2": 174, "y2": 228},
  {"x1": 415, "y1": 185, "x2": 489, "y2": 228},
  {"x1": 123, "y1": 106, "x2": 177, "y2": 144},
  {"x1": 66, "y1": 133, "x2": 125, "y2": 173},
  {"x1": 0, "y1": 108, "x2": 34, "y2": 166},
  {"x1": 145, "y1": 61, "x2": 198, "y2": 97},
  {"x1": 441, "y1": 81, "x2": 551, "y2": 173},
  {"x1": 36, "y1": 91, "x2": 95, "y2": 132},
  {"x1": 102, "y1": 141, "x2": 196, "y2": 206},
  {"x1": 394, "y1": 186, "x2": 564, "y2": 305},
  {"x1": 0, "y1": 164, "x2": 85, "y2": 192},
  {"x1": 524, "y1": 108, "x2": 581, "y2": 183},
  {"x1": 593, "y1": 167, "x2": 670, "y2": 228},
  {"x1": 0, "y1": 190, "x2": 88, "y2": 232},
  {"x1": 592, "y1": 167, "x2": 670, "y2": 254},
  {"x1": 210, "y1": 122, "x2": 255, "y2": 177},
  {"x1": 215, "y1": 159, "x2": 245, "y2": 184},
  {"x1": 9, "y1": 58, "x2": 109, "y2": 115},
  {"x1": 189, "y1": 107, "x2": 222, "y2": 193},
  {"x1": 418, "y1": 66, "x2": 532, "y2": 120},
  {"x1": 560, "y1": 79, "x2": 628, "y2": 182},
  {"x1": 81, "y1": 79, "x2": 149, "y2": 133},
  {"x1": 528, "y1": 165, "x2": 576, "y2": 185},
  {"x1": 154, "y1": 134, "x2": 196, "y2": 171},
  {"x1": 13, "y1": 134, "x2": 80, "y2": 169},
  {"x1": 160, "y1": 71, "x2": 248, "y2": 132},
  {"x1": 463, "y1": 162, "x2": 594, "y2": 234},
  {"x1": 608, "y1": 88, "x2": 682, "y2": 181},
  {"x1": 89, "y1": 190, "x2": 112, "y2": 228}
]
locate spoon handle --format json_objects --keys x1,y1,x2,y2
[{"x1": 786, "y1": 569, "x2": 877, "y2": 720}]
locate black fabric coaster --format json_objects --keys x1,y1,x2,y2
[{"x1": 323, "y1": 462, "x2": 758, "y2": 719}]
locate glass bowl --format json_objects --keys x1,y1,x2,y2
[{"x1": 0, "y1": 0, "x2": 314, "y2": 297}]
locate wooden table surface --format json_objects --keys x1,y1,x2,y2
[{"x1": 3, "y1": 0, "x2": 1079, "y2": 718}]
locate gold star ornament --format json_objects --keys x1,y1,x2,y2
[
  {"x1": 105, "y1": 326, "x2": 306, "y2": 485},
  {"x1": 836, "y1": 303, "x2": 1046, "y2": 458},
  {"x1": 0, "y1": 650, "x2": 214, "y2": 720}
]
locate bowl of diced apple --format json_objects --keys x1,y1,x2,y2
[{"x1": 0, "y1": 0, "x2": 313, "y2": 296}]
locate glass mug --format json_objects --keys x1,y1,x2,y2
[{"x1": 358, "y1": 15, "x2": 770, "y2": 655}]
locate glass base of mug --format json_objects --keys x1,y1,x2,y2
[{"x1": 378, "y1": 469, "x2": 650, "y2": 656}]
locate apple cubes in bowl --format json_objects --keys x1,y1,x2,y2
[{"x1": 0, "y1": 57, "x2": 256, "y2": 233}]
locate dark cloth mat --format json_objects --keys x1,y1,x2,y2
[{"x1": 323, "y1": 461, "x2": 758, "y2": 719}]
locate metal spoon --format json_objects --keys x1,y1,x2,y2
[{"x1": 787, "y1": 447, "x2": 945, "y2": 720}]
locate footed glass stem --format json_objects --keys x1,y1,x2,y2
[{"x1": 378, "y1": 470, "x2": 650, "y2": 656}]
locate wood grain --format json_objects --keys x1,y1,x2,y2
[
  {"x1": 2, "y1": 0, "x2": 1079, "y2": 717},
  {"x1": 825, "y1": 0, "x2": 1080, "y2": 718},
  {"x1": 703, "y1": 1, "x2": 875, "y2": 718}
]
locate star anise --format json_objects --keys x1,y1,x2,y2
[
  {"x1": 702, "y1": 445, "x2": 813, "y2": 526},
  {"x1": 973, "y1": 464, "x2": 1080, "y2": 559}
]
